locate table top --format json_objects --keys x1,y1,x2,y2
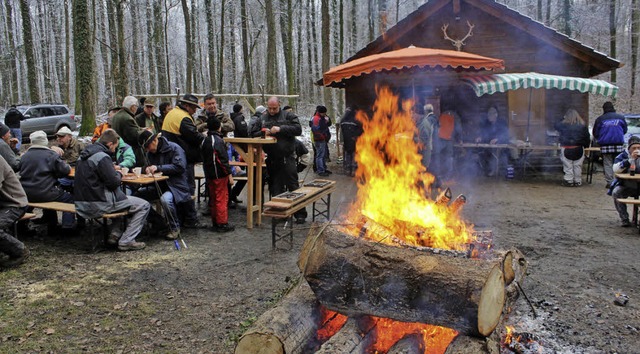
[
  {"x1": 120, "y1": 174, "x2": 169, "y2": 185},
  {"x1": 615, "y1": 173, "x2": 640, "y2": 180},
  {"x1": 456, "y1": 143, "x2": 512, "y2": 148},
  {"x1": 224, "y1": 137, "x2": 277, "y2": 144},
  {"x1": 584, "y1": 147, "x2": 601, "y2": 152}
]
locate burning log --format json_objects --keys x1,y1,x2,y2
[
  {"x1": 235, "y1": 281, "x2": 322, "y2": 354},
  {"x1": 298, "y1": 224, "x2": 526, "y2": 338},
  {"x1": 313, "y1": 317, "x2": 375, "y2": 353}
]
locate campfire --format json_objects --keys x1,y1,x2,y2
[{"x1": 236, "y1": 87, "x2": 528, "y2": 354}]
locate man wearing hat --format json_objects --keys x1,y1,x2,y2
[
  {"x1": 0, "y1": 123, "x2": 20, "y2": 172},
  {"x1": 74, "y1": 129, "x2": 150, "y2": 251},
  {"x1": 311, "y1": 105, "x2": 331, "y2": 176},
  {"x1": 112, "y1": 95, "x2": 146, "y2": 168},
  {"x1": 593, "y1": 102, "x2": 627, "y2": 188},
  {"x1": 231, "y1": 103, "x2": 248, "y2": 138},
  {"x1": 135, "y1": 101, "x2": 160, "y2": 134},
  {"x1": 54, "y1": 126, "x2": 85, "y2": 166},
  {"x1": 20, "y1": 131, "x2": 76, "y2": 232},
  {"x1": 610, "y1": 135, "x2": 640, "y2": 227},
  {"x1": 248, "y1": 105, "x2": 267, "y2": 134},
  {"x1": 137, "y1": 130, "x2": 205, "y2": 234},
  {"x1": 162, "y1": 94, "x2": 206, "y2": 195}
]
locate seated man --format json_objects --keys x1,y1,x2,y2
[
  {"x1": 74, "y1": 129, "x2": 150, "y2": 251},
  {"x1": 0, "y1": 155, "x2": 30, "y2": 268},
  {"x1": 136, "y1": 130, "x2": 206, "y2": 239},
  {"x1": 0, "y1": 123, "x2": 20, "y2": 172},
  {"x1": 55, "y1": 126, "x2": 85, "y2": 165},
  {"x1": 20, "y1": 131, "x2": 76, "y2": 232},
  {"x1": 610, "y1": 135, "x2": 640, "y2": 227}
]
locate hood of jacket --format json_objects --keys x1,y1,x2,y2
[{"x1": 80, "y1": 142, "x2": 110, "y2": 161}]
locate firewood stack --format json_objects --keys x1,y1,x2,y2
[{"x1": 235, "y1": 223, "x2": 527, "y2": 353}]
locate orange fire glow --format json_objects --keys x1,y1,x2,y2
[
  {"x1": 315, "y1": 306, "x2": 349, "y2": 341},
  {"x1": 367, "y1": 316, "x2": 458, "y2": 354},
  {"x1": 342, "y1": 86, "x2": 474, "y2": 250}
]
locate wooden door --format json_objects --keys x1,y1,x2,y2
[{"x1": 507, "y1": 89, "x2": 546, "y2": 145}]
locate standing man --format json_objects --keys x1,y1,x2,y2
[
  {"x1": 112, "y1": 96, "x2": 146, "y2": 167},
  {"x1": 417, "y1": 104, "x2": 439, "y2": 173},
  {"x1": 3, "y1": 105, "x2": 24, "y2": 151},
  {"x1": 199, "y1": 94, "x2": 234, "y2": 134},
  {"x1": 0, "y1": 155, "x2": 29, "y2": 268},
  {"x1": 74, "y1": 129, "x2": 150, "y2": 251},
  {"x1": 161, "y1": 94, "x2": 206, "y2": 195},
  {"x1": 436, "y1": 106, "x2": 463, "y2": 180},
  {"x1": 340, "y1": 106, "x2": 363, "y2": 177},
  {"x1": 593, "y1": 101, "x2": 627, "y2": 188},
  {"x1": 135, "y1": 101, "x2": 160, "y2": 133},
  {"x1": 158, "y1": 102, "x2": 172, "y2": 129},
  {"x1": 250, "y1": 96, "x2": 307, "y2": 224},
  {"x1": 311, "y1": 105, "x2": 331, "y2": 176}
]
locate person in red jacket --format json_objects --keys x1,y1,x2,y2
[{"x1": 311, "y1": 105, "x2": 331, "y2": 176}]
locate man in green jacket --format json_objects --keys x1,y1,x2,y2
[{"x1": 112, "y1": 96, "x2": 146, "y2": 167}]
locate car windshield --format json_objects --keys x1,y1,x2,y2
[{"x1": 626, "y1": 117, "x2": 640, "y2": 128}]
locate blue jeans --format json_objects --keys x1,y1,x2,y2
[
  {"x1": 315, "y1": 141, "x2": 327, "y2": 173},
  {"x1": 43, "y1": 191, "x2": 75, "y2": 228},
  {"x1": 10, "y1": 128, "x2": 21, "y2": 151}
]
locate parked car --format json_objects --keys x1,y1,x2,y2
[
  {"x1": 1, "y1": 104, "x2": 76, "y2": 140},
  {"x1": 624, "y1": 114, "x2": 640, "y2": 143}
]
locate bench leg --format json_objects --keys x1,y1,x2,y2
[
  {"x1": 271, "y1": 217, "x2": 294, "y2": 250},
  {"x1": 312, "y1": 194, "x2": 332, "y2": 222}
]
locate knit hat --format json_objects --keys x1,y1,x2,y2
[
  {"x1": 233, "y1": 104, "x2": 243, "y2": 113},
  {"x1": 0, "y1": 123, "x2": 10, "y2": 137},
  {"x1": 255, "y1": 106, "x2": 266, "y2": 114},
  {"x1": 30, "y1": 131, "x2": 48, "y2": 147},
  {"x1": 316, "y1": 105, "x2": 327, "y2": 114},
  {"x1": 628, "y1": 135, "x2": 640, "y2": 150}
]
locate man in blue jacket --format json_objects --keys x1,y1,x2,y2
[{"x1": 593, "y1": 101, "x2": 627, "y2": 188}]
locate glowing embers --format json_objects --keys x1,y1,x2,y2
[
  {"x1": 503, "y1": 326, "x2": 544, "y2": 353},
  {"x1": 342, "y1": 86, "x2": 474, "y2": 251}
]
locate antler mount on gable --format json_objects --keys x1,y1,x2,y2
[{"x1": 442, "y1": 20, "x2": 474, "y2": 51}]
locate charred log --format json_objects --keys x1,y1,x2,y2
[{"x1": 298, "y1": 224, "x2": 526, "y2": 337}]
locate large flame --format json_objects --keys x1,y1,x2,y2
[
  {"x1": 343, "y1": 86, "x2": 473, "y2": 250},
  {"x1": 367, "y1": 317, "x2": 458, "y2": 354}
]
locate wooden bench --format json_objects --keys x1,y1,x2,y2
[
  {"x1": 12, "y1": 212, "x2": 36, "y2": 239},
  {"x1": 262, "y1": 180, "x2": 336, "y2": 250},
  {"x1": 28, "y1": 202, "x2": 130, "y2": 251}
]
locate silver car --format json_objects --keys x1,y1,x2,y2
[{"x1": 4, "y1": 104, "x2": 77, "y2": 139}]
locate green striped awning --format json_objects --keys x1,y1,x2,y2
[{"x1": 461, "y1": 72, "x2": 618, "y2": 98}]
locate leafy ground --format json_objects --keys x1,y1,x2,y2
[{"x1": 1, "y1": 162, "x2": 638, "y2": 353}]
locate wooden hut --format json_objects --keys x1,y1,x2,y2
[{"x1": 325, "y1": 0, "x2": 621, "y2": 144}]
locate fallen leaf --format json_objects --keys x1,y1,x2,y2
[
  {"x1": 27, "y1": 322, "x2": 35, "y2": 329},
  {"x1": 44, "y1": 328, "x2": 55, "y2": 335},
  {"x1": 72, "y1": 301, "x2": 85, "y2": 307}
]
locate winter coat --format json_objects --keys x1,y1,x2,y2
[
  {"x1": 73, "y1": 142, "x2": 131, "y2": 219},
  {"x1": 145, "y1": 136, "x2": 192, "y2": 204},
  {"x1": 92, "y1": 123, "x2": 110, "y2": 143},
  {"x1": 311, "y1": 113, "x2": 330, "y2": 142},
  {"x1": 555, "y1": 122, "x2": 590, "y2": 147},
  {"x1": 162, "y1": 106, "x2": 205, "y2": 164},
  {"x1": 135, "y1": 112, "x2": 161, "y2": 134},
  {"x1": 593, "y1": 111, "x2": 627, "y2": 146},
  {"x1": 19, "y1": 146, "x2": 71, "y2": 202},
  {"x1": 248, "y1": 112, "x2": 262, "y2": 135},
  {"x1": 0, "y1": 155, "x2": 27, "y2": 209},
  {"x1": 111, "y1": 107, "x2": 145, "y2": 167},
  {"x1": 231, "y1": 112, "x2": 248, "y2": 138},
  {"x1": 53, "y1": 137, "x2": 85, "y2": 166},
  {"x1": 340, "y1": 108, "x2": 363, "y2": 153},
  {"x1": 0, "y1": 139, "x2": 20, "y2": 172},
  {"x1": 195, "y1": 109, "x2": 235, "y2": 134},
  {"x1": 202, "y1": 131, "x2": 231, "y2": 180},
  {"x1": 249, "y1": 109, "x2": 302, "y2": 159},
  {"x1": 4, "y1": 108, "x2": 24, "y2": 129},
  {"x1": 478, "y1": 118, "x2": 510, "y2": 144},
  {"x1": 115, "y1": 138, "x2": 136, "y2": 169},
  {"x1": 417, "y1": 113, "x2": 439, "y2": 152}
]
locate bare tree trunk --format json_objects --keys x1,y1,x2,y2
[
  {"x1": 265, "y1": 0, "x2": 277, "y2": 94},
  {"x1": 218, "y1": 0, "x2": 225, "y2": 93},
  {"x1": 310, "y1": 0, "x2": 320, "y2": 101},
  {"x1": 163, "y1": 0, "x2": 172, "y2": 92},
  {"x1": 180, "y1": 0, "x2": 192, "y2": 92},
  {"x1": 631, "y1": 0, "x2": 638, "y2": 99},
  {"x1": 610, "y1": 0, "x2": 617, "y2": 83},
  {"x1": 351, "y1": 0, "x2": 357, "y2": 52},
  {"x1": 280, "y1": 0, "x2": 295, "y2": 95},
  {"x1": 73, "y1": 0, "x2": 97, "y2": 135},
  {"x1": 368, "y1": 0, "x2": 375, "y2": 42},
  {"x1": 229, "y1": 3, "x2": 237, "y2": 93},
  {"x1": 322, "y1": 0, "x2": 332, "y2": 107},
  {"x1": 145, "y1": 0, "x2": 155, "y2": 94},
  {"x1": 545, "y1": 0, "x2": 551, "y2": 25},
  {"x1": 37, "y1": 1, "x2": 50, "y2": 101},
  {"x1": 116, "y1": 0, "x2": 129, "y2": 101},
  {"x1": 295, "y1": 0, "x2": 304, "y2": 98},
  {"x1": 378, "y1": 0, "x2": 387, "y2": 34},
  {"x1": 240, "y1": 0, "x2": 254, "y2": 99},
  {"x1": 130, "y1": 2, "x2": 142, "y2": 94},
  {"x1": 4, "y1": 0, "x2": 19, "y2": 103},
  {"x1": 19, "y1": 0, "x2": 39, "y2": 102},
  {"x1": 536, "y1": 0, "x2": 542, "y2": 21},
  {"x1": 204, "y1": 0, "x2": 216, "y2": 91},
  {"x1": 190, "y1": 0, "x2": 201, "y2": 92},
  {"x1": 152, "y1": 0, "x2": 168, "y2": 94}
]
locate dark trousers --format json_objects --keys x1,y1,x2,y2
[
  {"x1": 0, "y1": 207, "x2": 26, "y2": 258},
  {"x1": 267, "y1": 155, "x2": 307, "y2": 220}
]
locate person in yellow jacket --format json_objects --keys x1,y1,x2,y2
[{"x1": 161, "y1": 94, "x2": 205, "y2": 195}]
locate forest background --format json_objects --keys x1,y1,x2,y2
[{"x1": 0, "y1": 0, "x2": 637, "y2": 135}]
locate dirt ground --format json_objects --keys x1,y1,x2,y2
[{"x1": 1, "y1": 159, "x2": 638, "y2": 353}]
